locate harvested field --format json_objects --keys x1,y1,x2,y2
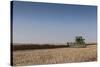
[{"x1": 12, "y1": 45, "x2": 97, "y2": 66}]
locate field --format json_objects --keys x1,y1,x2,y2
[{"x1": 12, "y1": 44, "x2": 97, "y2": 66}]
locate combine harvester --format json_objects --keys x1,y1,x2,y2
[{"x1": 67, "y1": 36, "x2": 86, "y2": 48}]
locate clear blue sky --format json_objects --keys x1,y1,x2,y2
[{"x1": 13, "y1": 1, "x2": 97, "y2": 44}]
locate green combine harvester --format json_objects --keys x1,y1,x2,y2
[{"x1": 67, "y1": 36, "x2": 86, "y2": 48}]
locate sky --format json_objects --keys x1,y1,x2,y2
[{"x1": 12, "y1": 1, "x2": 97, "y2": 44}]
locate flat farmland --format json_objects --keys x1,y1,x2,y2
[{"x1": 12, "y1": 45, "x2": 97, "y2": 66}]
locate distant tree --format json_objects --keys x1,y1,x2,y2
[{"x1": 67, "y1": 42, "x2": 69, "y2": 47}]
